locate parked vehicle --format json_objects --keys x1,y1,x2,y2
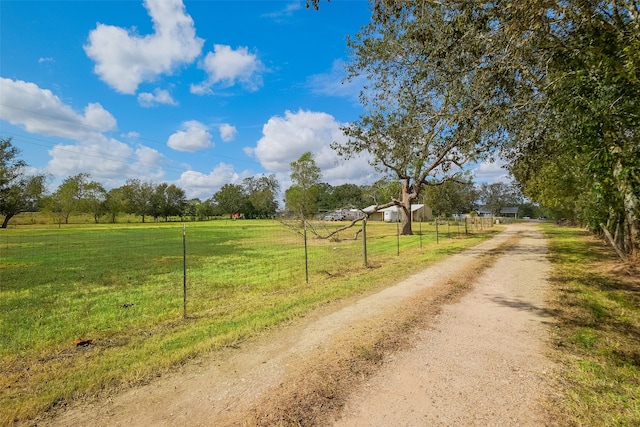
[{"x1": 323, "y1": 213, "x2": 345, "y2": 221}]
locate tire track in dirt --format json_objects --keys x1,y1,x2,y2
[{"x1": 332, "y1": 223, "x2": 555, "y2": 426}]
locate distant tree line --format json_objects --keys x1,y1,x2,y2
[
  {"x1": 1, "y1": 138, "x2": 538, "y2": 228},
  {"x1": 283, "y1": 152, "x2": 536, "y2": 222},
  {"x1": 38, "y1": 174, "x2": 283, "y2": 224}
]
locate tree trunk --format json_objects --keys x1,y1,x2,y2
[
  {"x1": 400, "y1": 178, "x2": 413, "y2": 235},
  {"x1": 1, "y1": 214, "x2": 13, "y2": 228},
  {"x1": 623, "y1": 191, "x2": 639, "y2": 260},
  {"x1": 601, "y1": 223, "x2": 628, "y2": 262},
  {"x1": 614, "y1": 157, "x2": 639, "y2": 261}
]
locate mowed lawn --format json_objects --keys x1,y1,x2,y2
[{"x1": 0, "y1": 219, "x2": 498, "y2": 424}]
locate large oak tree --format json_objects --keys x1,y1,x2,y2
[{"x1": 334, "y1": 1, "x2": 510, "y2": 234}]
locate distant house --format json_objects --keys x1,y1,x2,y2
[
  {"x1": 476, "y1": 206, "x2": 493, "y2": 217},
  {"x1": 363, "y1": 204, "x2": 433, "y2": 222},
  {"x1": 475, "y1": 206, "x2": 520, "y2": 218},
  {"x1": 500, "y1": 207, "x2": 519, "y2": 218}
]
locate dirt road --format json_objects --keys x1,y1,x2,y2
[
  {"x1": 332, "y1": 222, "x2": 555, "y2": 426},
  {"x1": 46, "y1": 223, "x2": 554, "y2": 426}
]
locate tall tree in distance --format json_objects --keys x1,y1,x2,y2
[
  {"x1": 122, "y1": 179, "x2": 155, "y2": 223},
  {"x1": 105, "y1": 186, "x2": 128, "y2": 223},
  {"x1": 425, "y1": 178, "x2": 478, "y2": 218},
  {"x1": 81, "y1": 179, "x2": 107, "y2": 223},
  {"x1": 477, "y1": 182, "x2": 523, "y2": 217},
  {"x1": 330, "y1": 183, "x2": 367, "y2": 209},
  {"x1": 243, "y1": 174, "x2": 279, "y2": 218},
  {"x1": 150, "y1": 183, "x2": 187, "y2": 221},
  {"x1": 213, "y1": 183, "x2": 246, "y2": 219},
  {"x1": 48, "y1": 173, "x2": 93, "y2": 224},
  {"x1": 0, "y1": 138, "x2": 46, "y2": 228},
  {"x1": 285, "y1": 152, "x2": 322, "y2": 219}
]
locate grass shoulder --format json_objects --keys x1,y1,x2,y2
[{"x1": 542, "y1": 224, "x2": 640, "y2": 425}]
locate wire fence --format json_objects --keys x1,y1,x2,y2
[{"x1": 1, "y1": 216, "x2": 500, "y2": 356}]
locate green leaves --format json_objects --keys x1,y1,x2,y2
[
  {"x1": 339, "y1": 2, "x2": 518, "y2": 228},
  {"x1": 286, "y1": 152, "x2": 322, "y2": 219},
  {"x1": 0, "y1": 138, "x2": 47, "y2": 228}
]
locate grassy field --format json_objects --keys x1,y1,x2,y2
[
  {"x1": 0, "y1": 218, "x2": 497, "y2": 424},
  {"x1": 542, "y1": 224, "x2": 640, "y2": 425}
]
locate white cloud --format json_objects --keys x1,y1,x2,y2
[
  {"x1": 135, "y1": 145, "x2": 164, "y2": 168},
  {"x1": 38, "y1": 57, "x2": 54, "y2": 64},
  {"x1": 167, "y1": 120, "x2": 213, "y2": 152},
  {"x1": 137, "y1": 88, "x2": 178, "y2": 107},
  {"x1": 46, "y1": 135, "x2": 166, "y2": 183},
  {"x1": 306, "y1": 59, "x2": 364, "y2": 103},
  {"x1": 263, "y1": 1, "x2": 303, "y2": 19},
  {"x1": 191, "y1": 44, "x2": 264, "y2": 95},
  {"x1": 471, "y1": 159, "x2": 512, "y2": 184},
  {"x1": 219, "y1": 123, "x2": 237, "y2": 142},
  {"x1": 252, "y1": 109, "x2": 377, "y2": 186},
  {"x1": 0, "y1": 77, "x2": 117, "y2": 139},
  {"x1": 122, "y1": 131, "x2": 140, "y2": 139},
  {"x1": 254, "y1": 109, "x2": 342, "y2": 172},
  {"x1": 83, "y1": 103, "x2": 118, "y2": 131},
  {"x1": 84, "y1": 0, "x2": 203, "y2": 94},
  {"x1": 47, "y1": 135, "x2": 120, "y2": 176},
  {"x1": 0, "y1": 77, "x2": 167, "y2": 185},
  {"x1": 175, "y1": 163, "x2": 245, "y2": 199}
]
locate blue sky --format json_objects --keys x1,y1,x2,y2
[{"x1": 0, "y1": 0, "x2": 508, "y2": 200}]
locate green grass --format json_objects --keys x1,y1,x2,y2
[
  {"x1": 542, "y1": 224, "x2": 640, "y2": 426},
  {"x1": 0, "y1": 219, "x2": 498, "y2": 424}
]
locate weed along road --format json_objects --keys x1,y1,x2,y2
[{"x1": 45, "y1": 223, "x2": 554, "y2": 426}]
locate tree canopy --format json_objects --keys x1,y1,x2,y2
[
  {"x1": 243, "y1": 174, "x2": 279, "y2": 219},
  {"x1": 494, "y1": 0, "x2": 640, "y2": 259},
  {"x1": 285, "y1": 152, "x2": 322, "y2": 219},
  {"x1": 334, "y1": 0, "x2": 510, "y2": 234},
  {"x1": 213, "y1": 183, "x2": 246, "y2": 219},
  {"x1": 335, "y1": 0, "x2": 639, "y2": 258},
  {"x1": 477, "y1": 183, "x2": 523, "y2": 217},
  {"x1": 46, "y1": 173, "x2": 106, "y2": 224},
  {"x1": 0, "y1": 138, "x2": 46, "y2": 228},
  {"x1": 122, "y1": 179, "x2": 155, "y2": 223},
  {"x1": 425, "y1": 179, "x2": 478, "y2": 218}
]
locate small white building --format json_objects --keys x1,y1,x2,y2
[
  {"x1": 384, "y1": 209, "x2": 399, "y2": 222},
  {"x1": 364, "y1": 204, "x2": 433, "y2": 222}
]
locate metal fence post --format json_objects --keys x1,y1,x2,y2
[
  {"x1": 304, "y1": 219, "x2": 309, "y2": 284},
  {"x1": 362, "y1": 217, "x2": 368, "y2": 267},
  {"x1": 183, "y1": 224, "x2": 187, "y2": 319}
]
